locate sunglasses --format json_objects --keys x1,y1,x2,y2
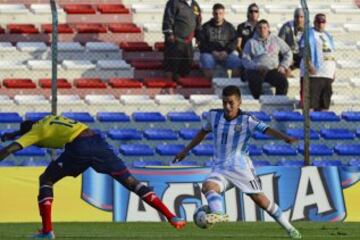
[{"x1": 249, "y1": 9, "x2": 259, "y2": 13}]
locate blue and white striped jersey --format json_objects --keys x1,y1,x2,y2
[{"x1": 202, "y1": 109, "x2": 269, "y2": 169}]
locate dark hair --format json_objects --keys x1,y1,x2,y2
[
  {"x1": 213, "y1": 3, "x2": 225, "y2": 11},
  {"x1": 222, "y1": 85, "x2": 241, "y2": 98},
  {"x1": 257, "y1": 19, "x2": 269, "y2": 28},
  {"x1": 247, "y1": 3, "x2": 259, "y2": 17},
  {"x1": 20, "y1": 120, "x2": 35, "y2": 135}
]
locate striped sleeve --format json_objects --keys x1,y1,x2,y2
[
  {"x1": 202, "y1": 112, "x2": 212, "y2": 132},
  {"x1": 248, "y1": 115, "x2": 269, "y2": 133}
]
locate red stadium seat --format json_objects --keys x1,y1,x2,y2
[
  {"x1": 154, "y1": 42, "x2": 165, "y2": 51},
  {"x1": 120, "y1": 42, "x2": 152, "y2": 52},
  {"x1": 131, "y1": 60, "x2": 162, "y2": 70},
  {"x1": 41, "y1": 24, "x2": 74, "y2": 34},
  {"x1": 143, "y1": 78, "x2": 176, "y2": 88},
  {"x1": 7, "y1": 24, "x2": 39, "y2": 34},
  {"x1": 74, "y1": 78, "x2": 107, "y2": 89},
  {"x1": 3, "y1": 79, "x2": 36, "y2": 89},
  {"x1": 0, "y1": 26, "x2": 5, "y2": 34},
  {"x1": 109, "y1": 78, "x2": 143, "y2": 88},
  {"x1": 74, "y1": 23, "x2": 107, "y2": 33},
  {"x1": 178, "y1": 77, "x2": 211, "y2": 88},
  {"x1": 97, "y1": 4, "x2": 129, "y2": 14},
  {"x1": 63, "y1": 4, "x2": 96, "y2": 14},
  {"x1": 39, "y1": 79, "x2": 72, "y2": 89},
  {"x1": 108, "y1": 23, "x2": 141, "y2": 33}
]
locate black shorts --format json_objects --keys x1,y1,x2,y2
[
  {"x1": 52, "y1": 134, "x2": 130, "y2": 179},
  {"x1": 163, "y1": 40, "x2": 193, "y2": 77}
]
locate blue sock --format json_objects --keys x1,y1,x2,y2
[{"x1": 206, "y1": 190, "x2": 224, "y2": 214}]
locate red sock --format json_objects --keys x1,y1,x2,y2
[
  {"x1": 142, "y1": 192, "x2": 176, "y2": 221},
  {"x1": 39, "y1": 199, "x2": 53, "y2": 233}
]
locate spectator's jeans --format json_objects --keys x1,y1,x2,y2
[
  {"x1": 200, "y1": 52, "x2": 242, "y2": 70},
  {"x1": 246, "y1": 69, "x2": 288, "y2": 99}
]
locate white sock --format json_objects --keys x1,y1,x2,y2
[
  {"x1": 206, "y1": 190, "x2": 224, "y2": 214},
  {"x1": 266, "y1": 201, "x2": 294, "y2": 232}
]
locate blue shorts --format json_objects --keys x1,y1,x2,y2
[
  {"x1": 200, "y1": 52, "x2": 242, "y2": 70},
  {"x1": 55, "y1": 134, "x2": 130, "y2": 179}
]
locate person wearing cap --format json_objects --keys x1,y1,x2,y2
[
  {"x1": 198, "y1": 3, "x2": 241, "y2": 79},
  {"x1": 242, "y1": 19, "x2": 293, "y2": 99},
  {"x1": 300, "y1": 13, "x2": 335, "y2": 111},
  {"x1": 278, "y1": 8, "x2": 305, "y2": 70}
]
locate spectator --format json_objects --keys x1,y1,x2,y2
[
  {"x1": 300, "y1": 13, "x2": 335, "y2": 111},
  {"x1": 278, "y1": 8, "x2": 305, "y2": 70},
  {"x1": 242, "y1": 19, "x2": 292, "y2": 99},
  {"x1": 198, "y1": 3, "x2": 241, "y2": 79},
  {"x1": 236, "y1": 3, "x2": 260, "y2": 54},
  {"x1": 162, "y1": 0, "x2": 202, "y2": 81}
]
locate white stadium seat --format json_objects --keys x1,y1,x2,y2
[
  {"x1": 62, "y1": 60, "x2": 96, "y2": 70},
  {"x1": 16, "y1": 42, "x2": 48, "y2": 52},
  {"x1": 85, "y1": 94, "x2": 119, "y2": 105},
  {"x1": 131, "y1": 4, "x2": 164, "y2": 13},
  {"x1": 96, "y1": 60, "x2": 131, "y2": 70},
  {"x1": 0, "y1": 42, "x2": 16, "y2": 52},
  {"x1": 85, "y1": 42, "x2": 119, "y2": 52},
  {"x1": 0, "y1": 61, "x2": 26, "y2": 70},
  {"x1": 30, "y1": 4, "x2": 65, "y2": 14},
  {"x1": 58, "y1": 42, "x2": 84, "y2": 52},
  {"x1": 0, "y1": 4, "x2": 29, "y2": 14}
]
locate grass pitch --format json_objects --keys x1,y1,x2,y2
[{"x1": 0, "y1": 222, "x2": 359, "y2": 239}]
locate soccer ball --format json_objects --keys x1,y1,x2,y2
[{"x1": 193, "y1": 205, "x2": 212, "y2": 229}]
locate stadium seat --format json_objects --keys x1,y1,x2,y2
[
  {"x1": 143, "y1": 78, "x2": 177, "y2": 88},
  {"x1": 179, "y1": 129, "x2": 213, "y2": 140},
  {"x1": 334, "y1": 144, "x2": 360, "y2": 156},
  {"x1": 189, "y1": 94, "x2": 220, "y2": 105},
  {"x1": 286, "y1": 129, "x2": 320, "y2": 140},
  {"x1": 0, "y1": 160, "x2": 16, "y2": 167},
  {"x1": 247, "y1": 111, "x2": 272, "y2": 122},
  {"x1": 192, "y1": 144, "x2": 213, "y2": 156},
  {"x1": 120, "y1": 42, "x2": 152, "y2": 52},
  {"x1": 0, "y1": 4, "x2": 28, "y2": 14},
  {"x1": 97, "y1": 112, "x2": 130, "y2": 123},
  {"x1": 154, "y1": 42, "x2": 164, "y2": 51},
  {"x1": 131, "y1": 60, "x2": 162, "y2": 70},
  {"x1": 167, "y1": 112, "x2": 201, "y2": 122},
  {"x1": 74, "y1": 78, "x2": 107, "y2": 89},
  {"x1": 252, "y1": 160, "x2": 272, "y2": 167},
  {"x1": 107, "y1": 129, "x2": 142, "y2": 140},
  {"x1": 97, "y1": 4, "x2": 129, "y2": 14},
  {"x1": 39, "y1": 79, "x2": 72, "y2": 89},
  {"x1": 156, "y1": 144, "x2": 185, "y2": 156},
  {"x1": 41, "y1": 24, "x2": 74, "y2": 34},
  {"x1": 21, "y1": 159, "x2": 50, "y2": 167},
  {"x1": 62, "y1": 60, "x2": 96, "y2": 70},
  {"x1": 298, "y1": 144, "x2": 333, "y2": 156},
  {"x1": 252, "y1": 131, "x2": 275, "y2": 140},
  {"x1": 341, "y1": 111, "x2": 360, "y2": 121},
  {"x1": 14, "y1": 146, "x2": 46, "y2": 156},
  {"x1": 25, "y1": 112, "x2": 50, "y2": 121},
  {"x1": 312, "y1": 160, "x2": 343, "y2": 167},
  {"x1": 144, "y1": 129, "x2": 178, "y2": 140},
  {"x1": 310, "y1": 111, "x2": 341, "y2": 122},
  {"x1": 63, "y1": 4, "x2": 96, "y2": 14},
  {"x1": 263, "y1": 144, "x2": 297, "y2": 156},
  {"x1": 85, "y1": 42, "x2": 119, "y2": 51},
  {"x1": 356, "y1": 129, "x2": 360, "y2": 138},
  {"x1": 277, "y1": 160, "x2": 304, "y2": 167},
  {"x1": 108, "y1": 23, "x2": 142, "y2": 33},
  {"x1": 109, "y1": 78, "x2": 143, "y2": 88},
  {"x1": 132, "y1": 112, "x2": 166, "y2": 122},
  {"x1": 170, "y1": 160, "x2": 199, "y2": 166},
  {"x1": 120, "y1": 95, "x2": 156, "y2": 106},
  {"x1": 348, "y1": 159, "x2": 360, "y2": 167},
  {"x1": 119, "y1": 144, "x2": 154, "y2": 156},
  {"x1": 85, "y1": 95, "x2": 119, "y2": 105},
  {"x1": 58, "y1": 42, "x2": 84, "y2": 51},
  {"x1": 0, "y1": 42, "x2": 15, "y2": 51},
  {"x1": 248, "y1": 144, "x2": 263, "y2": 156},
  {"x1": 132, "y1": 160, "x2": 162, "y2": 167},
  {"x1": 320, "y1": 129, "x2": 355, "y2": 140},
  {"x1": 154, "y1": 95, "x2": 190, "y2": 106},
  {"x1": 97, "y1": 60, "x2": 131, "y2": 70},
  {"x1": 7, "y1": 24, "x2": 39, "y2": 34},
  {"x1": 3, "y1": 79, "x2": 36, "y2": 89},
  {"x1": 178, "y1": 77, "x2": 211, "y2": 88},
  {"x1": 16, "y1": 42, "x2": 47, "y2": 52},
  {"x1": 272, "y1": 111, "x2": 304, "y2": 122},
  {"x1": 0, "y1": 112, "x2": 22, "y2": 123},
  {"x1": 74, "y1": 24, "x2": 107, "y2": 33},
  {"x1": 14, "y1": 95, "x2": 48, "y2": 105},
  {"x1": 62, "y1": 112, "x2": 94, "y2": 123},
  {"x1": 57, "y1": 95, "x2": 85, "y2": 106},
  {"x1": 30, "y1": 4, "x2": 65, "y2": 14},
  {"x1": 27, "y1": 60, "x2": 54, "y2": 70}
]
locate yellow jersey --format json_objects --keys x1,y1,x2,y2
[{"x1": 16, "y1": 115, "x2": 88, "y2": 149}]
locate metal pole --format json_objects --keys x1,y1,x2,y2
[{"x1": 301, "y1": 0, "x2": 311, "y2": 166}]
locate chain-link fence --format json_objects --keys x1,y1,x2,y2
[{"x1": 0, "y1": 0, "x2": 359, "y2": 167}]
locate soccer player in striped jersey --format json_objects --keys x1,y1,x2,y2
[
  {"x1": 0, "y1": 115, "x2": 186, "y2": 239},
  {"x1": 174, "y1": 85, "x2": 302, "y2": 239}
]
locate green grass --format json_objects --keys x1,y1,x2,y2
[{"x1": 0, "y1": 222, "x2": 359, "y2": 239}]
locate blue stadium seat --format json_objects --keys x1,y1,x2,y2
[
  {"x1": 248, "y1": 144, "x2": 263, "y2": 156},
  {"x1": 252, "y1": 131, "x2": 274, "y2": 140},
  {"x1": 320, "y1": 129, "x2": 355, "y2": 140},
  {"x1": 277, "y1": 160, "x2": 304, "y2": 167},
  {"x1": 252, "y1": 160, "x2": 271, "y2": 167},
  {"x1": 310, "y1": 112, "x2": 340, "y2": 122},
  {"x1": 62, "y1": 112, "x2": 94, "y2": 122},
  {"x1": 21, "y1": 159, "x2": 50, "y2": 166},
  {"x1": 132, "y1": 112, "x2": 166, "y2": 122},
  {"x1": 204, "y1": 161, "x2": 216, "y2": 167},
  {"x1": 312, "y1": 160, "x2": 342, "y2": 167},
  {"x1": 0, "y1": 112, "x2": 22, "y2": 123},
  {"x1": 202, "y1": 112, "x2": 209, "y2": 120},
  {"x1": 298, "y1": 144, "x2": 333, "y2": 156},
  {"x1": 334, "y1": 144, "x2": 360, "y2": 156},
  {"x1": 356, "y1": 129, "x2": 360, "y2": 138},
  {"x1": 171, "y1": 160, "x2": 199, "y2": 166},
  {"x1": 14, "y1": 146, "x2": 46, "y2": 156},
  {"x1": 286, "y1": 129, "x2": 320, "y2": 140},
  {"x1": 179, "y1": 129, "x2": 213, "y2": 140},
  {"x1": 132, "y1": 160, "x2": 163, "y2": 167},
  {"x1": 156, "y1": 144, "x2": 185, "y2": 156},
  {"x1": 96, "y1": 112, "x2": 130, "y2": 122},
  {"x1": 192, "y1": 144, "x2": 213, "y2": 156},
  {"x1": 272, "y1": 111, "x2": 304, "y2": 122},
  {"x1": 341, "y1": 111, "x2": 360, "y2": 122},
  {"x1": 107, "y1": 129, "x2": 142, "y2": 140},
  {"x1": 119, "y1": 144, "x2": 154, "y2": 156},
  {"x1": 25, "y1": 112, "x2": 50, "y2": 121},
  {"x1": 167, "y1": 112, "x2": 201, "y2": 122},
  {"x1": 0, "y1": 160, "x2": 16, "y2": 167},
  {"x1": 46, "y1": 149, "x2": 64, "y2": 157},
  {"x1": 144, "y1": 129, "x2": 178, "y2": 140},
  {"x1": 348, "y1": 159, "x2": 360, "y2": 167},
  {"x1": 247, "y1": 111, "x2": 271, "y2": 122},
  {"x1": 263, "y1": 144, "x2": 297, "y2": 156}
]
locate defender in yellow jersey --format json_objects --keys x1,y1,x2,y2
[{"x1": 0, "y1": 115, "x2": 186, "y2": 239}]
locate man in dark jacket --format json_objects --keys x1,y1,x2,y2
[
  {"x1": 198, "y1": 3, "x2": 241, "y2": 79},
  {"x1": 162, "y1": 0, "x2": 202, "y2": 81}
]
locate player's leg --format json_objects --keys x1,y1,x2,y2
[{"x1": 249, "y1": 193, "x2": 301, "y2": 239}]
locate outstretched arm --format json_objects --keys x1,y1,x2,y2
[
  {"x1": 173, "y1": 129, "x2": 209, "y2": 163},
  {"x1": 1, "y1": 131, "x2": 21, "y2": 142},
  {"x1": 264, "y1": 128, "x2": 297, "y2": 144},
  {"x1": 0, "y1": 142, "x2": 23, "y2": 161}
]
